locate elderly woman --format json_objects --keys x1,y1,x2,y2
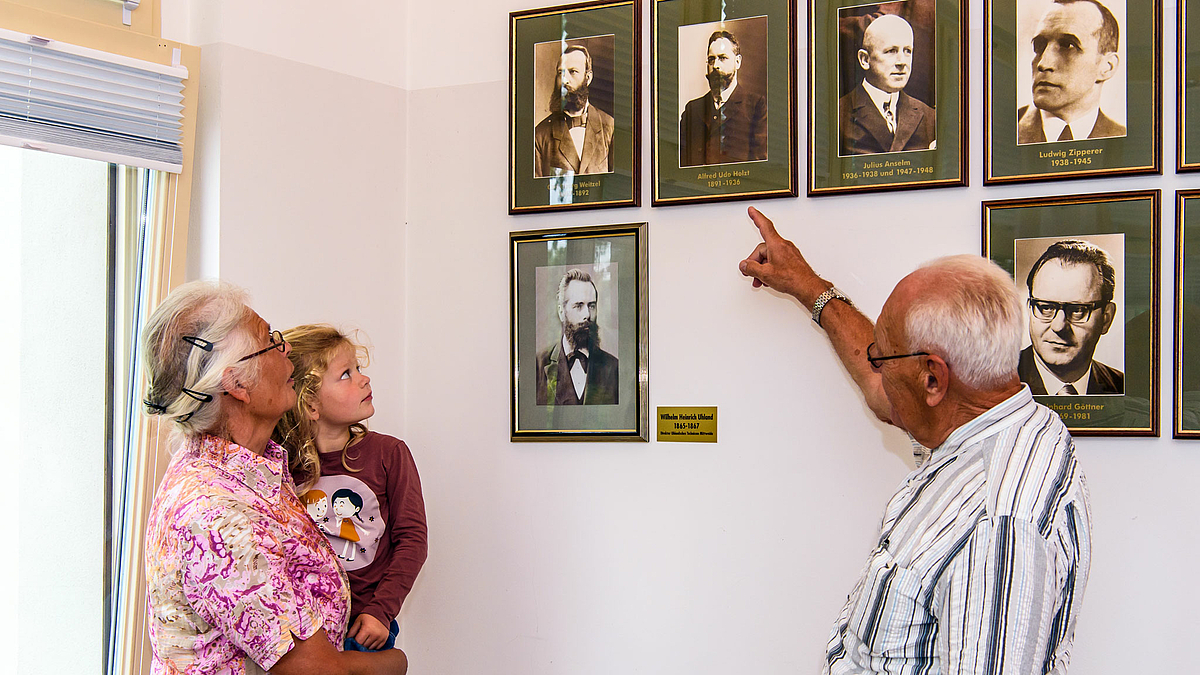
[{"x1": 140, "y1": 281, "x2": 408, "y2": 675}]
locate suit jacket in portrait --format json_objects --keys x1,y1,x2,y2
[
  {"x1": 1016, "y1": 105, "x2": 1127, "y2": 145},
  {"x1": 534, "y1": 105, "x2": 615, "y2": 177},
  {"x1": 838, "y1": 83, "x2": 936, "y2": 155},
  {"x1": 535, "y1": 341, "x2": 619, "y2": 405},
  {"x1": 679, "y1": 85, "x2": 768, "y2": 167},
  {"x1": 1018, "y1": 346, "x2": 1125, "y2": 395}
]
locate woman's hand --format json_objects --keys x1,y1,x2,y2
[{"x1": 350, "y1": 613, "x2": 392, "y2": 651}]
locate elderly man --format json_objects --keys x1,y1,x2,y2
[
  {"x1": 679, "y1": 29, "x2": 768, "y2": 167},
  {"x1": 1018, "y1": 0, "x2": 1124, "y2": 144},
  {"x1": 536, "y1": 269, "x2": 619, "y2": 405},
  {"x1": 839, "y1": 13, "x2": 936, "y2": 155},
  {"x1": 1020, "y1": 239, "x2": 1123, "y2": 395},
  {"x1": 534, "y1": 45, "x2": 615, "y2": 177},
  {"x1": 739, "y1": 207, "x2": 1092, "y2": 674}
]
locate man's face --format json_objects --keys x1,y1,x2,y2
[
  {"x1": 556, "y1": 50, "x2": 592, "y2": 111},
  {"x1": 858, "y1": 18, "x2": 914, "y2": 93},
  {"x1": 706, "y1": 37, "x2": 741, "y2": 92},
  {"x1": 558, "y1": 279, "x2": 598, "y2": 348},
  {"x1": 1028, "y1": 260, "x2": 1115, "y2": 379},
  {"x1": 1030, "y1": 1, "x2": 1118, "y2": 119}
]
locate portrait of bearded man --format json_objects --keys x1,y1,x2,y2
[
  {"x1": 534, "y1": 44, "x2": 616, "y2": 177},
  {"x1": 535, "y1": 268, "x2": 619, "y2": 405}
]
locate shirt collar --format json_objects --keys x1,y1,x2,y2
[
  {"x1": 1031, "y1": 348, "x2": 1092, "y2": 395},
  {"x1": 861, "y1": 78, "x2": 899, "y2": 116},
  {"x1": 1039, "y1": 106, "x2": 1100, "y2": 142},
  {"x1": 925, "y1": 385, "x2": 1037, "y2": 462},
  {"x1": 187, "y1": 434, "x2": 286, "y2": 502},
  {"x1": 712, "y1": 78, "x2": 739, "y2": 107}
]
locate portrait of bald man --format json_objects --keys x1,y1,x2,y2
[
  {"x1": 838, "y1": 11, "x2": 937, "y2": 156},
  {"x1": 1017, "y1": 0, "x2": 1126, "y2": 144}
]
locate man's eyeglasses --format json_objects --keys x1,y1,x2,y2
[
  {"x1": 866, "y1": 342, "x2": 930, "y2": 370},
  {"x1": 1028, "y1": 297, "x2": 1106, "y2": 324},
  {"x1": 237, "y1": 330, "x2": 286, "y2": 362}
]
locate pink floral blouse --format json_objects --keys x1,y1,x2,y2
[{"x1": 144, "y1": 435, "x2": 351, "y2": 674}]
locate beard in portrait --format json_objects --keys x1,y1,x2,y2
[
  {"x1": 533, "y1": 43, "x2": 615, "y2": 178},
  {"x1": 535, "y1": 268, "x2": 619, "y2": 405},
  {"x1": 1017, "y1": 0, "x2": 1126, "y2": 144},
  {"x1": 1017, "y1": 238, "x2": 1124, "y2": 396}
]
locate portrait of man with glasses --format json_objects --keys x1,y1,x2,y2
[{"x1": 1017, "y1": 237, "x2": 1124, "y2": 395}]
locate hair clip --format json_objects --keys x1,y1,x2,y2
[
  {"x1": 181, "y1": 335, "x2": 215, "y2": 352},
  {"x1": 143, "y1": 399, "x2": 167, "y2": 414},
  {"x1": 178, "y1": 411, "x2": 195, "y2": 423},
  {"x1": 180, "y1": 387, "x2": 213, "y2": 403}
]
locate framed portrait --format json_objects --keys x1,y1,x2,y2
[
  {"x1": 509, "y1": 0, "x2": 641, "y2": 214},
  {"x1": 1174, "y1": 192, "x2": 1200, "y2": 437},
  {"x1": 510, "y1": 222, "x2": 649, "y2": 441},
  {"x1": 808, "y1": 0, "x2": 966, "y2": 195},
  {"x1": 983, "y1": 190, "x2": 1160, "y2": 436},
  {"x1": 651, "y1": 0, "x2": 797, "y2": 205},
  {"x1": 1179, "y1": 1, "x2": 1200, "y2": 171},
  {"x1": 984, "y1": 0, "x2": 1161, "y2": 184}
]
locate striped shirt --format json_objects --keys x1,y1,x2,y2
[{"x1": 825, "y1": 386, "x2": 1092, "y2": 675}]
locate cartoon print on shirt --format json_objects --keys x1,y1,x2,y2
[
  {"x1": 331, "y1": 488, "x2": 364, "y2": 561},
  {"x1": 302, "y1": 489, "x2": 331, "y2": 534},
  {"x1": 306, "y1": 473, "x2": 385, "y2": 571}
]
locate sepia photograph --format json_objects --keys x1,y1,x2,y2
[
  {"x1": 676, "y1": 16, "x2": 769, "y2": 167},
  {"x1": 837, "y1": 2, "x2": 937, "y2": 157},
  {"x1": 533, "y1": 264, "x2": 621, "y2": 405},
  {"x1": 1014, "y1": 0, "x2": 1127, "y2": 145},
  {"x1": 1014, "y1": 234, "x2": 1126, "y2": 396},
  {"x1": 984, "y1": 190, "x2": 1159, "y2": 436},
  {"x1": 532, "y1": 35, "x2": 616, "y2": 178}
]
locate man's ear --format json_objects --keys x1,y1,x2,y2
[
  {"x1": 922, "y1": 355, "x2": 951, "y2": 407},
  {"x1": 858, "y1": 48, "x2": 870, "y2": 72},
  {"x1": 1096, "y1": 52, "x2": 1119, "y2": 83},
  {"x1": 1100, "y1": 301, "x2": 1117, "y2": 334},
  {"x1": 585, "y1": 70, "x2": 593, "y2": 87},
  {"x1": 222, "y1": 367, "x2": 251, "y2": 404}
]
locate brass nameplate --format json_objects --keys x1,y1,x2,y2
[{"x1": 656, "y1": 406, "x2": 717, "y2": 443}]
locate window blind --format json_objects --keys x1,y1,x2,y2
[{"x1": 0, "y1": 27, "x2": 188, "y2": 173}]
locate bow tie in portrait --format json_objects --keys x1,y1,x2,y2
[
  {"x1": 568, "y1": 350, "x2": 589, "y2": 372},
  {"x1": 567, "y1": 114, "x2": 586, "y2": 128}
]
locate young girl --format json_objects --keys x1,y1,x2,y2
[{"x1": 274, "y1": 325, "x2": 428, "y2": 652}]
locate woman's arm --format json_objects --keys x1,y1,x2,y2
[{"x1": 272, "y1": 629, "x2": 407, "y2": 675}]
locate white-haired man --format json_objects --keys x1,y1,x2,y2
[{"x1": 739, "y1": 207, "x2": 1092, "y2": 674}]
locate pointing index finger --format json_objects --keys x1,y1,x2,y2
[{"x1": 747, "y1": 206, "x2": 781, "y2": 243}]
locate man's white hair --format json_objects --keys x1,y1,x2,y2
[{"x1": 904, "y1": 255, "x2": 1024, "y2": 390}]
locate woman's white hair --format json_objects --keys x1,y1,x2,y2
[
  {"x1": 140, "y1": 280, "x2": 263, "y2": 439},
  {"x1": 904, "y1": 255, "x2": 1024, "y2": 390}
]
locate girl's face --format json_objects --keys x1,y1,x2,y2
[
  {"x1": 332, "y1": 496, "x2": 357, "y2": 518},
  {"x1": 309, "y1": 342, "x2": 375, "y2": 429}
]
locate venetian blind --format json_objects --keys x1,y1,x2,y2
[{"x1": 0, "y1": 26, "x2": 188, "y2": 173}]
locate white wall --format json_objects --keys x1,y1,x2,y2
[{"x1": 163, "y1": 0, "x2": 1200, "y2": 673}]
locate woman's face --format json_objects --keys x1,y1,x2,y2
[{"x1": 240, "y1": 312, "x2": 296, "y2": 420}]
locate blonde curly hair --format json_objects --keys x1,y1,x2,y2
[{"x1": 272, "y1": 324, "x2": 369, "y2": 492}]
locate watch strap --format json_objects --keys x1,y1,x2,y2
[{"x1": 811, "y1": 287, "x2": 851, "y2": 327}]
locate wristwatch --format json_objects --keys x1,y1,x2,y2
[{"x1": 811, "y1": 286, "x2": 851, "y2": 327}]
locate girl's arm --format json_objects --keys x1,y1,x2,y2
[{"x1": 358, "y1": 438, "x2": 429, "y2": 628}]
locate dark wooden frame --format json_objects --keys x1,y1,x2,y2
[
  {"x1": 807, "y1": 0, "x2": 968, "y2": 196},
  {"x1": 1174, "y1": 191, "x2": 1200, "y2": 437},
  {"x1": 983, "y1": 0, "x2": 1161, "y2": 184},
  {"x1": 509, "y1": 0, "x2": 642, "y2": 213},
  {"x1": 651, "y1": 0, "x2": 798, "y2": 205},
  {"x1": 510, "y1": 222, "x2": 650, "y2": 441}
]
